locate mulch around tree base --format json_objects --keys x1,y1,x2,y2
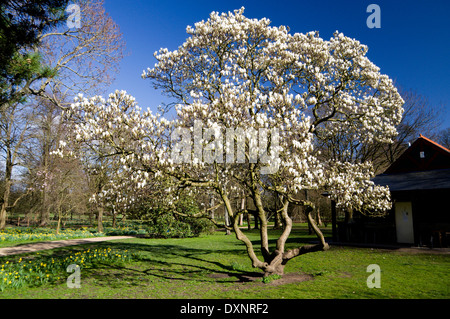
[{"x1": 208, "y1": 271, "x2": 314, "y2": 287}]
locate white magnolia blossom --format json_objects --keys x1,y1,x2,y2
[{"x1": 57, "y1": 7, "x2": 404, "y2": 222}]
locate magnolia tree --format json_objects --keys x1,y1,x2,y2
[{"x1": 56, "y1": 8, "x2": 404, "y2": 276}]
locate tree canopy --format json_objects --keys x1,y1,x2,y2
[
  {"x1": 0, "y1": 0, "x2": 69, "y2": 108},
  {"x1": 57, "y1": 8, "x2": 404, "y2": 276}
]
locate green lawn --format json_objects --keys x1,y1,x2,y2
[{"x1": 0, "y1": 227, "x2": 449, "y2": 299}]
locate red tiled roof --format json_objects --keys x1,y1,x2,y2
[
  {"x1": 418, "y1": 134, "x2": 450, "y2": 153},
  {"x1": 383, "y1": 134, "x2": 450, "y2": 174}
]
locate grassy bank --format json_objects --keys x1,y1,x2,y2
[{"x1": 0, "y1": 227, "x2": 448, "y2": 299}]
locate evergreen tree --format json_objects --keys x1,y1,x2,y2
[{"x1": 0, "y1": 0, "x2": 69, "y2": 109}]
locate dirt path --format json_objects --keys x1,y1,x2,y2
[{"x1": 0, "y1": 236, "x2": 135, "y2": 257}]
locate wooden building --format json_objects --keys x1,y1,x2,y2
[{"x1": 334, "y1": 135, "x2": 450, "y2": 247}]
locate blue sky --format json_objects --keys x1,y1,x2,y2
[{"x1": 103, "y1": 0, "x2": 450, "y2": 130}]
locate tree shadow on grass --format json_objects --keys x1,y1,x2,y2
[
  {"x1": 27, "y1": 228, "x2": 328, "y2": 289},
  {"x1": 67, "y1": 241, "x2": 264, "y2": 288}
]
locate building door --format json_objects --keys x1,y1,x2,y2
[{"x1": 395, "y1": 202, "x2": 414, "y2": 244}]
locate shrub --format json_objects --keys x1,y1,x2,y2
[
  {"x1": 262, "y1": 274, "x2": 282, "y2": 284},
  {"x1": 124, "y1": 195, "x2": 216, "y2": 238}
]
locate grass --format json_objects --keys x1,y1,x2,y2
[
  {"x1": 0, "y1": 227, "x2": 106, "y2": 248},
  {"x1": 0, "y1": 219, "x2": 211, "y2": 248},
  {"x1": 0, "y1": 226, "x2": 448, "y2": 299},
  {"x1": 0, "y1": 246, "x2": 135, "y2": 291}
]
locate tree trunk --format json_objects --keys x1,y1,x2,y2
[
  {"x1": 253, "y1": 212, "x2": 259, "y2": 229},
  {"x1": 112, "y1": 209, "x2": 116, "y2": 228},
  {"x1": 273, "y1": 195, "x2": 283, "y2": 229},
  {"x1": 251, "y1": 186, "x2": 270, "y2": 260},
  {"x1": 56, "y1": 216, "x2": 62, "y2": 234},
  {"x1": 0, "y1": 183, "x2": 10, "y2": 229},
  {"x1": 239, "y1": 196, "x2": 245, "y2": 226},
  {"x1": 97, "y1": 206, "x2": 104, "y2": 233},
  {"x1": 274, "y1": 210, "x2": 283, "y2": 229},
  {"x1": 224, "y1": 206, "x2": 231, "y2": 235},
  {"x1": 261, "y1": 198, "x2": 330, "y2": 277},
  {"x1": 209, "y1": 197, "x2": 215, "y2": 220},
  {"x1": 39, "y1": 119, "x2": 52, "y2": 227},
  {"x1": 316, "y1": 208, "x2": 323, "y2": 226},
  {"x1": 0, "y1": 145, "x2": 13, "y2": 229},
  {"x1": 218, "y1": 187, "x2": 329, "y2": 278},
  {"x1": 316, "y1": 196, "x2": 323, "y2": 226},
  {"x1": 89, "y1": 207, "x2": 93, "y2": 225},
  {"x1": 39, "y1": 187, "x2": 49, "y2": 226},
  {"x1": 263, "y1": 253, "x2": 286, "y2": 277},
  {"x1": 345, "y1": 209, "x2": 354, "y2": 224}
]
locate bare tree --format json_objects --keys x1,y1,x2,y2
[
  {"x1": 377, "y1": 88, "x2": 444, "y2": 169},
  {"x1": 317, "y1": 88, "x2": 444, "y2": 174},
  {"x1": 22, "y1": 93, "x2": 66, "y2": 225},
  {"x1": 34, "y1": 0, "x2": 125, "y2": 226},
  {"x1": 0, "y1": 101, "x2": 33, "y2": 229},
  {"x1": 45, "y1": 157, "x2": 88, "y2": 234},
  {"x1": 32, "y1": 0, "x2": 125, "y2": 105},
  {"x1": 437, "y1": 127, "x2": 450, "y2": 149},
  {"x1": 3, "y1": 0, "x2": 126, "y2": 227}
]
